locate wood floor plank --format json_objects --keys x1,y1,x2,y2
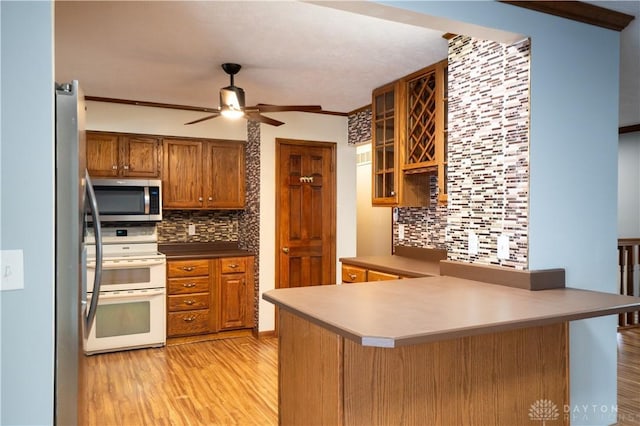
[
  {"x1": 81, "y1": 329, "x2": 640, "y2": 425},
  {"x1": 81, "y1": 336, "x2": 278, "y2": 425}
]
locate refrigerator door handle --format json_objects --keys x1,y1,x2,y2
[{"x1": 85, "y1": 171, "x2": 103, "y2": 333}]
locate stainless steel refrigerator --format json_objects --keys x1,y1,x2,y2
[{"x1": 55, "y1": 80, "x2": 103, "y2": 425}]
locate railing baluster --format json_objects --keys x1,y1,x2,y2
[{"x1": 618, "y1": 238, "x2": 640, "y2": 329}]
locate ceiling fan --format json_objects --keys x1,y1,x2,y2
[{"x1": 185, "y1": 63, "x2": 322, "y2": 127}]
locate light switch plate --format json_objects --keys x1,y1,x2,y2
[
  {"x1": 188, "y1": 224, "x2": 196, "y2": 236},
  {"x1": 468, "y1": 231, "x2": 479, "y2": 255},
  {"x1": 1, "y1": 249, "x2": 24, "y2": 291},
  {"x1": 398, "y1": 224, "x2": 405, "y2": 241},
  {"x1": 497, "y1": 234, "x2": 510, "y2": 260}
]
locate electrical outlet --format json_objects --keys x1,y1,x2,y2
[
  {"x1": 398, "y1": 224, "x2": 405, "y2": 241},
  {"x1": 468, "y1": 232, "x2": 479, "y2": 256},
  {"x1": 188, "y1": 224, "x2": 196, "y2": 236},
  {"x1": 497, "y1": 234, "x2": 509, "y2": 260}
]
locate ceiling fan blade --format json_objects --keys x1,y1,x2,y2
[
  {"x1": 252, "y1": 104, "x2": 322, "y2": 113},
  {"x1": 184, "y1": 113, "x2": 220, "y2": 125},
  {"x1": 245, "y1": 111, "x2": 285, "y2": 127}
]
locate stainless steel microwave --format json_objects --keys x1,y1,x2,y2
[{"x1": 88, "y1": 178, "x2": 162, "y2": 222}]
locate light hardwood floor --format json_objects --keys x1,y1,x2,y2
[
  {"x1": 82, "y1": 329, "x2": 640, "y2": 426},
  {"x1": 81, "y1": 336, "x2": 278, "y2": 425}
]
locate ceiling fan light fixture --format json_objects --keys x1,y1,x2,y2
[{"x1": 220, "y1": 85, "x2": 245, "y2": 119}]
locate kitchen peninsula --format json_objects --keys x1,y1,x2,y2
[{"x1": 263, "y1": 264, "x2": 640, "y2": 425}]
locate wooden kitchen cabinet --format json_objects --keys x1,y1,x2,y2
[
  {"x1": 166, "y1": 255, "x2": 255, "y2": 339},
  {"x1": 86, "y1": 131, "x2": 161, "y2": 178},
  {"x1": 166, "y1": 259, "x2": 215, "y2": 337},
  {"x1": 371, "y1": 60, "x2": 448, "y2": 207},
  {"x1": 219, "y1": 257, "x2": 254, "y2": 330},
  {"x1": 162, "y1": 138, "x2": 245, "y2": 209},
  {"x1": 341, "y1": 264, "x2": 401, "y2": 283}
]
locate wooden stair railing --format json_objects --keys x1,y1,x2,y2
[{"x1": 618, "y1": 238, "x2": 640, "y2": 328}]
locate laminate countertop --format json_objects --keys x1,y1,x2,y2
[
  {"x1": 262, "y1": 276, "x2": 640, "y2": 348},
  {"x1": 159, "y1": 242, "x2": 254, "y2": 260}
]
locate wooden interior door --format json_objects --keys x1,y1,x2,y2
[{"x1": 276, "y1": 139, "x2": 336, "y2": 289}]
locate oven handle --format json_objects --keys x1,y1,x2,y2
[
  {"x1": 85, "y1": 171, "x2": 103, "y2": 334},
  {"x1": 87, "y1": 259, "x2": 166, "y2": 269},
  {"x1": 95, "y1": 289, "x2": 166, "y2": 300}
]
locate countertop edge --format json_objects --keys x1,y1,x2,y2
[{"x1": 262, "y1": 284, "x2": 640, "y2": 348}]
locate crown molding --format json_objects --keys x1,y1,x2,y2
[{"x1": 499, "y1": 1, "x2": 635, "y2": 31}]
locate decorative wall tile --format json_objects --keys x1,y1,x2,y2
[
  {"x1": 446, "y1": 35, "x2": 530, "y2": 269},
  {"x1": 393, "y1": 175, "x2": 448, "y2": 249},
  {"x1": 348, "y1": 108, "x2": 372, "y2": 145},
  {"x1": 239, "y1": 121, "x2": 261, "y2": 327},
  {"x1": 157, "y1": 210, "x2": 240, "y2": 242}
]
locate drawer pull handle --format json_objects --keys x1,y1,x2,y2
[
  {"x1": 183, "y1": 316, "x2": 196, "y2": 322},
  {"x1": 181, "y1": 266, "x2": 195, "y2": 272},
  {"x1": 184, "y1": 299, "x2": 195, "y2": 305},
  {"x1": 183, "y1": 282, "x2": 196, "y2": 288},
  {"x1": 348, "y1": 274, "x2": 357, "y2": 280},
  {"x1": 228, "y1": 264, "x2": 238, "y2": 269}
]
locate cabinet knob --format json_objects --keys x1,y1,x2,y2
[
  {"x1": 123, "y1": 165, "x2": 129, "y2": 170},
  {"x1": 282, "y1": 247, "x2": 289, "y2": 254},
  {"x1": 228, "y1": 264, "x2": 238, "y2": 269},
  {"x1": 198, "y1": 197, "x2": 203, "y2": 202},
  {"x1": 182, "y1": 266, "x2": 195, "y2": 272},
  {"x1": 112, "y1": 165, "x2": 118, "y2": 170},
  {"x1": 184, "y1": 299, "x2": 195, "y2": 305},
  {"x1": 208, "y1": 196, "x2": 213, "y2": 201},
  {"x1": 183, "y1": 282, "x2": 196, "y2": 288},
  {"x1": 183, "y1": 316, "x2": 196, "y2": 322},
  {"x1": 349, "y1": 273, "x2": 357, "y2": 280}
]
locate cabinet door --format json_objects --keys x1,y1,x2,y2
[
  {"x1": 219, "y1": 273, "x2": 247, "y2": 330},
  {"x1": 162, "y1": 139, "x2": 203, "y2": 208},
  {"x1": 86, "y1": 132, "x2": 119, "y2": 177},
  {"x1": 203, "y1": 141, "x2": 245, "y2": 209},
  {"x1": 121, "y1": 136, "x2": 161, "y2": 177},
  {"x1": 371, "y1": 82, "x2": 398, "y2": 206},
  {"x1": 367, "y1": 270, "x2": 400, "y2": 281}
]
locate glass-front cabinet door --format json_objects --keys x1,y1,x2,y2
[{"x1": 372, "y1": 82, "x2": 398, "y2": 206}]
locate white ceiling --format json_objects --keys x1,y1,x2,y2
[{"x1": 55, "y1": 1, "x2": 638, "y2": 126}]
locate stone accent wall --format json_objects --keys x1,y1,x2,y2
[
  {"x1": 348, "y1": 108, "x2": 372, "y2": 145},
  {"x1": 393, "y1": 175, "x2": 448, "y2": 249},
  {"x1": 446, "y1": 35, "x2": 530, "y2": 269},
  {"x1": 238, "y1": 121, "x2": 261, "y2": 328}
]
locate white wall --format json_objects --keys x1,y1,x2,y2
[
  {"x1": 86, "y1": 101, "x2": 246, "y2": 139},
  {"x1": 0, "y1": 2, "x2": 55, "y2": 424},
  {"x1": 258, "y1": 112, "x2": 355, "y2": 332},
  {"x1": 618, "y1": 132, "x2": 640, "y2": 237},
  {"x1": 356, "y1": 143, "x2": 391, "y2": 256}
]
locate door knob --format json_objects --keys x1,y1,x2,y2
[{"x1": 282, "y1": 247, "x2": 289, "y2": 254}]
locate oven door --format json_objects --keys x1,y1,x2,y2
[
  {"x1": 84, "y1": 288, "x2": 166, "y2": 355},
  {"x1": 87, "y1": 257, "x2": 166, "y2": 292}
]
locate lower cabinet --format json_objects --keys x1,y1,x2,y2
[
  {"x1": 341, "y1": 264, "x2": 401, "y2": 283},
  {"x1": 166, "y1": 256, "x2": 254, "y2": 338}
]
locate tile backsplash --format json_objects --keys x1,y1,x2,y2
[{"x1": 157, "y1": 210, "x2": 240, "y2": 243}]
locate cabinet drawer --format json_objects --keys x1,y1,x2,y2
[
  {"x1": 221, "y1": 257, "x2": 247, "y2": 274},
  {"x1": 367, "y1": 270, "x2": 400, "y2": 281},
  {"x1": 167, "y1": 259, "x2": 209, "y2": 278},
  {"x1": 168, "y1": 310, "x2": 210, "y2": 336},
  {"x1": 168, "y1": 276, "x2": 210, "y2": 295},
  {"x1": 168, "y1": 293, "x2": 210, "y2": 311},
  {"x1": 342, "y1": 265, "x2": 367, "y2": 283}
]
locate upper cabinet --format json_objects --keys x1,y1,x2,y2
[
  {"x1": 86, "y1": 131, "x2": 161, "y2": 178},
  {"x1": 371, "y1": 59, "x2": 448, "y2": 207},
  {"x1": 163, "y1": 138, "x2": 245, "y2": 210}
]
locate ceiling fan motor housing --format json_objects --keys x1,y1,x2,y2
[{"x1": 220, "y1": 85, "x2": 245, "y2": 111}]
